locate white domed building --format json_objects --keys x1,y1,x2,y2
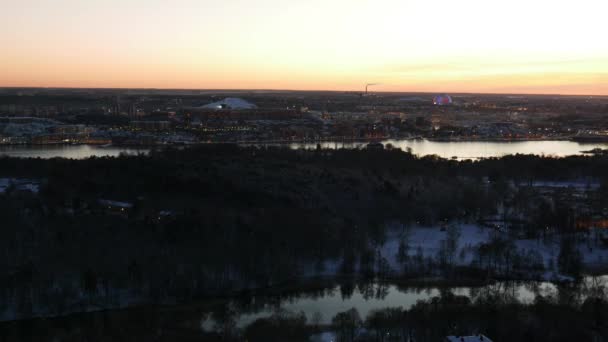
[{"x1": 201, "y1": 98, "x2": 257, "y2": 110}]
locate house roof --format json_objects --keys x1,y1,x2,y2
[
  {"x1": 98, "y1": 199, "x2": 133, "y2": 209},
  {"x1": 446, "y1": 335, "x2": 493, "y2": 342}
]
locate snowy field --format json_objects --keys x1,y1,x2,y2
[
  {"x1": 0, "y1": 178, "x2": 40, "y2": 193},
  {"x1": 381, "y1": 224, "x2": 490, "y2": 268},
  {"x1": 306, "y1": 223, "x2": 608, "y2": 281},
  {"x1": 381, "y1": 224, "x2": 608, "y2": 279}
]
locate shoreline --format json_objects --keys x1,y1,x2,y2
[
  {"x1": 2, "y1": 271, "x2": 605, "y2": 324},
  {"x1": 0, "y1": 137, "x2": 607, "y2": 148}
]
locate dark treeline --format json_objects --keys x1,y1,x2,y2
[{"x1": 0, "y1": 145, "x2": 607, "y2": 320}]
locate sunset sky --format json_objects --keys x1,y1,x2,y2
[{"x1": 1, "y1": 0, "x2": 607, "y2": 94}]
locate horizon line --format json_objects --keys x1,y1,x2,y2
[{"x1": 0, "y1": 85, "x2": 606, "y2": 98}]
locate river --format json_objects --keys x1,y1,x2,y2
[
  {"x1": 203, "y1": 276, "x2": 608, "y2": 329},
  {"x1": 0, "y1": 145, "x2": 149, "y2": 159},
  {"x1": 1, "y1": 276, "x2": 606, "y2": 340},
  {"x1": 1, "y1": 140, "x2": 603, "y2": 160},
  {"x1": 280, "y1": 139, "x2": 608, "y2": 160}
]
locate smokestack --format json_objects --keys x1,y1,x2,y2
[{"x1": 365, "y1": 83, "x2": 379, "y2": 95}]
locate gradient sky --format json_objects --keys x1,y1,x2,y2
[{"x1": 1, "y1": 0, "x2": 607, "y2": 94}]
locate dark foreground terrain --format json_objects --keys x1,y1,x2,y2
[{"x1": 0, "y1": 145, "x2": 608, "y2": 340}]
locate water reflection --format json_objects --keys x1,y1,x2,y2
[
  {"x1": 0, "y1": 145, "x2": 148, "y2": 159},
  {"x1": 203, "y1": 276, "x2": 608, "y2": 330},
  {"x1": 1, "y1": 140, "x2": 608, "y2": 160},
  {"x1": 279, "y1": 139, "x2": 608, "y2": 159},
  {"x1": 1, "y1": 277, "x2": 605, "y2": 341}
]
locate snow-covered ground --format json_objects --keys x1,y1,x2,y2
[
  {"x1": 310, "y1": 331, "x2": 337, "y2": 342},
  {"x1": 527, "y1": 180, "x2": 600, "y2": 189},
  {"x1": 0, "y1": 178, "x2": 40, "y2": 193},
  {"x1": 305, "y1": 223, "x2": 608, "y2": 281},
  {"x1": 4, "y1": 222, "x2": 606, "y2": 323},
  {"x1": 385, "y1": 224, "x2": 608, "y2": 279},
  {"x1": 381, "y1": 224, "x2": 490, "y2": 268}
]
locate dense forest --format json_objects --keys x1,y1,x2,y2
[{"x1": 0, "y1": 145, "x2": 608, "y2": 321}]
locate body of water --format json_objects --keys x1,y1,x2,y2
[
  {"x1": 1, "y1": 277, "x2": 605, "y2": 338},
  {"x1": 206, "y1": 276, "x2": 608, "y2": 329},
  {"x1": 0, "y1": 140, "x2": 607, "y2": 160},
  {"x1": 0, "y1": 145, "x2": 149, "y2": 159},
  {"x1": 281, "y1": 139, "x2": 608, "y2": 160}
]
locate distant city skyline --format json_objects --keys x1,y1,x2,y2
[{"x1": 1, "y1": 0, "x2": 607, "y2": 95}]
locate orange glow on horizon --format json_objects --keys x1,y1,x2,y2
[{"x1": 1, "y1": 0, "x2": 607, "y2": 95}]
